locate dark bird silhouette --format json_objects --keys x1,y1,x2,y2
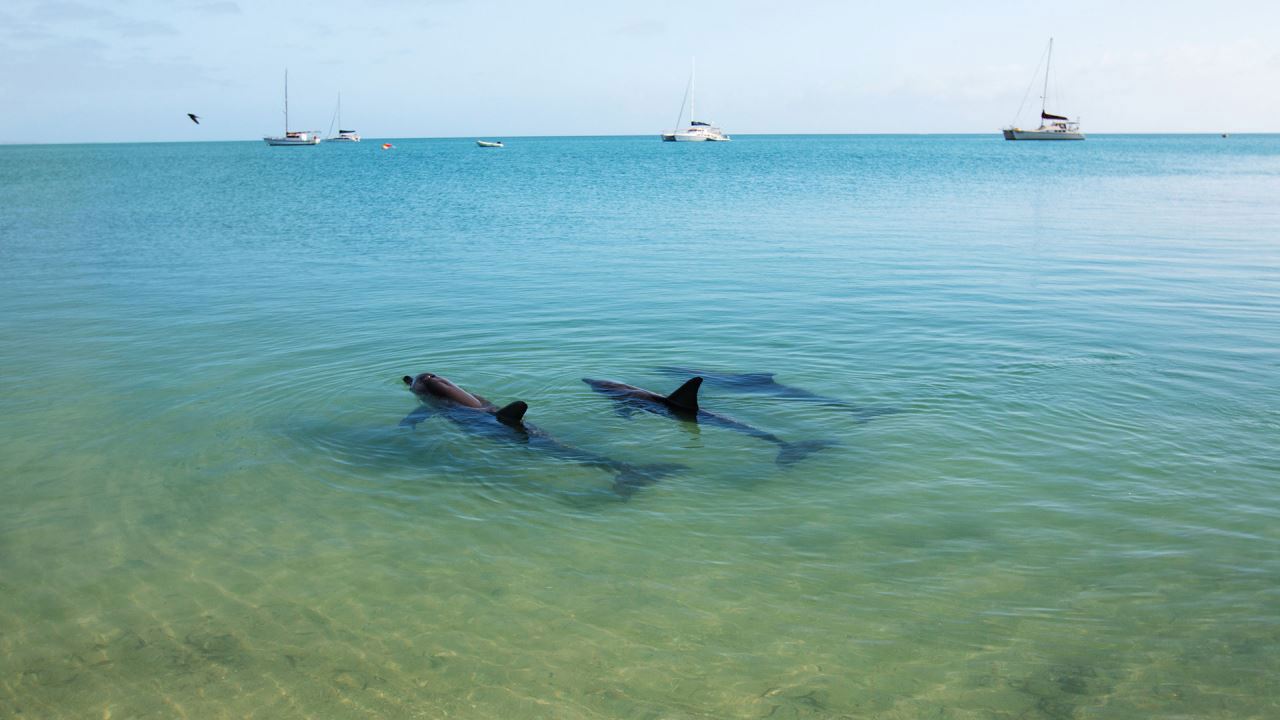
[{"x1": 187, "y1": 113, "x2": 200, "y2": 124}]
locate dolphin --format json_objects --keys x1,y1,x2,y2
[
  {"x1": 582, "y1": 376, "x2": 832, "y2": 465},
  {"x1": 401, "y1": 372, "x2": 681, "y2": 497},
  {"x1": 654, "y1": 367, "x2": 900, "y2": 422}
]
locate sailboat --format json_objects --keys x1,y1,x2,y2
[
  {"x1": 1002, "y1": 38, "x2": 1084, "y2": 141},
  {"x1": 264, "y1": 70, "x2": 320, "y2": 146},
  {"x1": 325, "y1": 93, "x2": 360, "y2": 142},
  {"x1": 661, "y1": 59, "x2": 730, "y2": 142}
]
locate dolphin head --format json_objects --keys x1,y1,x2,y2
[
  {"x1": 403, "y1": 372, "x2": 488, "y2": 408},
  {"x1": 404, "y1": 372, "x2": 450, "y2": 398}
]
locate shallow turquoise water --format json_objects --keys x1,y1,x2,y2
[{"x1": 1, "y1": 135, "x2": 1278, "y2": 718}]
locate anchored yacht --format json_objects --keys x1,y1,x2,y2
[
  {"x1": 1002, "y1": 39, "x2": 1084, "y2": 141},
  {"x1": 661, "y1": 60, "x2": 730, "y2": 142},
  {"x1": 325, "y1": 93, "x2": 360, "y2": 142},
  {"x1": 264, "y1": 71, "x2": 320, "y2": 146}
]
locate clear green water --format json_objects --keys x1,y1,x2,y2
[{"x1": 1, "y1": 135, "x2": 1278, "y2": 718}]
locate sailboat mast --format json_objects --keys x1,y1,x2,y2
[
  {"x1": 284, "y1": 70, "x2": 289, "y2": 134},
  {"x1": 672, "y1": 77, "x2": 689, "y2": 132},
  {"x1": 1041, "y1": 38, "x2": 1052, "y2": 119},
  {"x1": 691, "y1": 57, "x2": 696, "y2": 123}
]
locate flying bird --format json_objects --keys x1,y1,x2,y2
[{"x1": 187, "y1": 113, "x2": 200, "y2": 124}]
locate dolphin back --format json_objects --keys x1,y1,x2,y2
[
  {"x1": 495, "y1": 401, "x2": 529, "y2": 426},
  {"x1": 657, "y1": 367, "x2": 777, "y2": 388},
  {"x1": 655, "y1": 367, "x2": 900, "y2": 420},
  {"x1": 664, "y1": 377, "x2": 702, "y2": 412}
]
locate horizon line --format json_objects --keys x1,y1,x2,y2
[{"x1": 0, "y1": 131, "x2": 1268, "y2": 147}]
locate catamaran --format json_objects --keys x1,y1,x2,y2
[
  {"x1": 661, "y1": 60, "x2": 730, "y2": 142},
  {"x1": 1002, "y1": 38, "x2": 1084, "y2": 141},
  {"x1": 264, "y1": 70, "x2": 320, "y2": 146},
  {"x1": 325, "y1": 92, "x2": 360, "y2": 142}
]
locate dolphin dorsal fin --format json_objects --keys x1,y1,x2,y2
[
  {"x1": 665, "y1": 377, "x2": 702, "y2": 412},
  {"x1": 495, "y1": 400, "x2": 528, "y2": 425}
]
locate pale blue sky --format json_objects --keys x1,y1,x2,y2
[{"x1": 4, "y1": 0, "x2": 1278, "y2": 142}]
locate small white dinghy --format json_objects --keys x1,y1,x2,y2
[{"x1": 476, "y1": 140, "x2": 504, "y2": 148}]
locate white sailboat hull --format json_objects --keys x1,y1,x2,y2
[
  {"x1": 264, "y1": 133, "x2": 320, "y2": 146},
  {"x1": 668, "y1": 126, "x2": 731, "y2": 142},
  {"x1": 1003, "y1": 128, "x2": 1084, "y2": 141}
]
